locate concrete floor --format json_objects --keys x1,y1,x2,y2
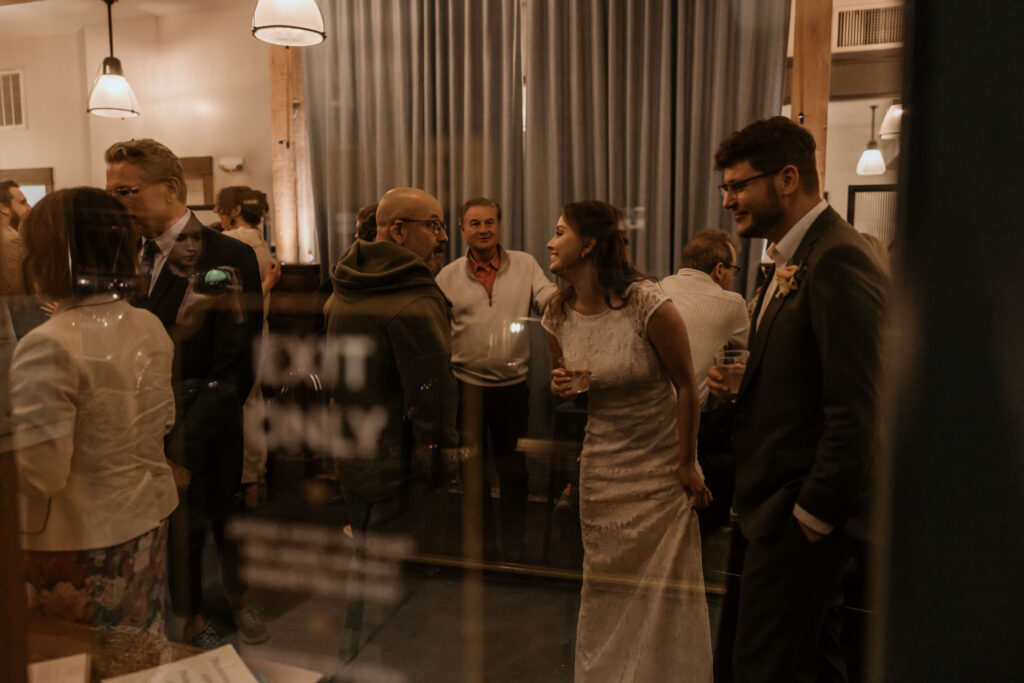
[{"x1": 172, "y1": 488, "x2": 734, "y2": 682}]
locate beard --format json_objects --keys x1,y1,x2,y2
[{"x1": 742, "y1": 185, "x2": 785, "y2": 240}]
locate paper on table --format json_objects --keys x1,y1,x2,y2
[
  {"x1": 28, "y1": 653, "x2": 90, "y2": 683},
  {"x1": 242, "y1": 658, "x2": 324, "y2": 683},
  {"x1": 102, "y1": 645, "x2": 258, "y2": 683}
]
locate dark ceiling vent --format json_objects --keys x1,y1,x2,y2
[
  {"x1": 836, "y1": 5, "x2": 904, "y2": 50},
  {"x1": 1, "y1": 71, "x2": 25, "y2": 128}
]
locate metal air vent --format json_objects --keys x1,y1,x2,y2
[
  {"x1": 835, "y1": 5, "x2": 904, "y2": 50},
  {"x1": 1, "y1": 70, "x2": 25, "y2": 128}
]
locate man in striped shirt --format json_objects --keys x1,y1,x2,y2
[{"x1": 661, "y1": 229, "x2": 750, "y2": 406}]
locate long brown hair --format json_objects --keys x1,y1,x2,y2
[
  {"x1": 21, "y1": 188, "x2": 142, "y2": 300},
  {"x1": 547, "y1": 200, "x2": 650, "y2": 322}
]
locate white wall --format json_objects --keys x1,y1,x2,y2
[
  {"x1": 782, "y1": 99, "x2": 899, "y2": 220},
  {"x1": 0, "y1": 31, "x2": 92, "y2": 188},
  {"x1": 1, "y1": 3, "x2": 272, "y2": 207}
]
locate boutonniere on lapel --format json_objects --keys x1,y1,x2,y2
[{"x1": 774, "y1": 262, "x2": 806, "y2": 299}]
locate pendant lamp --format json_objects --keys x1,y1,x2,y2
[
  {"x1": 87, "y1": 0, "x2": 140, "y2": 118},
  {"x1": 856, "y1": 105, "x2": 886, "y2": 176},
  {"x1": 879, "y1": 100, "x2": 903, "y2": 140},
  {"x1": 252, "y1": 0, "x2": 326, "y2": 47}
]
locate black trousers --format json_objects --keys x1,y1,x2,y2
[
  {"x1": 457, "y1": 380, "x2": 530, "y2": 554},
  {"x1": 167, "y1": 381, "x2": 246, "y2": 619},
  {"x1": 733, "y1": 516, "x2": 853, "y2": 683}
]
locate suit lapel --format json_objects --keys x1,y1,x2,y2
[{"x1": 737, "y1": 207, "x2": 838, "y2": 398}]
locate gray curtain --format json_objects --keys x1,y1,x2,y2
[
  {"x1": 305, "y1": 0, "x2": 523, "y2": 276},
  {"x1": 306, "y1": 0, "x2": 789, "y2": 292},
  {"x1": 522, "y1": 0, "x2": 789, "y2": 290}
]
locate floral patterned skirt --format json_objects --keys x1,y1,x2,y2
[{"x1": 22, "y1": 520, "x2": 169, "y2": 636}]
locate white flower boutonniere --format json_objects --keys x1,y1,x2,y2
[{"x1": 774, "y1": 263, "x2": 806, "y2": 299}]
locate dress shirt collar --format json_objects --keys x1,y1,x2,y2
[
  {"x1": 467, "y1": 247, "x2": 501, "y2": 272},
  {"x1": 151, "y1": 209, "x2": 192, "y2": 257},
  {"x1": 765, "y1": 199, "x2": 828, "y2": 268}
]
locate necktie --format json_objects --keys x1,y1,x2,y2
[{"x1": 141, "y1": 239, "x2": 160, "y2": 290}]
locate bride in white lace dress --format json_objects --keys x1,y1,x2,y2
[{"x1": 542, "y1": 201, "x2": 713, "y2": 682}]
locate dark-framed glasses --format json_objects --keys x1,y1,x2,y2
[
  {"x1": 717, "y1": 169, "x2": 782, "y2": 198},
  {"x1": 723, "y1": 263, "x2": 742, "y2": 273},
  {"x1": 398, "y1": 217, "x2": 447, "y2": 235}
]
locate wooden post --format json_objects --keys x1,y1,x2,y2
[
  {"x1": 0, "y1": 454, "x2": 28, "y2": 683},
  {"x1": 791, "y1": 0, "x2": 833, "y2": 189},
  {"x1": 269, "y1": 46, "x2": 301, "y2": 264}
]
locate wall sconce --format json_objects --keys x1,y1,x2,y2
[
  {"x1": 87, "y1": 0, "x2": 140, "y2": 118},
  {"x1": 856, "y1": 104, "x2": 886, "y2": 176},
  {"x1": 252, "y1": 0, "x2": 326, "y2": 47},
  {"x1": 879, "y1": 100, "x2": 903, "y2": 140}
]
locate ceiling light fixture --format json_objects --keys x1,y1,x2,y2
[
  {"x1": 879, "y1": 100, "x2": 903, "y2": 140},
  {"x1": 856, "y1": 104, "x2": 886, "y2": 176},
  {"x1": 87, "y1": 0, "x2": 140, "y2": 118},
  {"x1": 252, "y1": 0, "x2": 326, "y2": 47}
]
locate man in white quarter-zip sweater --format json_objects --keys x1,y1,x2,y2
[{"x1": 436, "y1": 197, "x2": 557, "y2": 561}]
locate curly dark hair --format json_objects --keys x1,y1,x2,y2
[
  {"x1": 714, "y1": 116, "x2": 819, "y2": 194},
  {"x1": 547, "y1": 200, "x2": 651, "y2": 322}
]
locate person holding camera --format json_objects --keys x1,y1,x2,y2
[{"x1": 105, "y1": 139, "x2": 264, "y2": 648}]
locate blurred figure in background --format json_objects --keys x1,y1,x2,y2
[
  {"x1": 354, "y1": 203, "x2": 378, "y2": 241},
  {"x1": 214, "y1": 186, "x2": 282, "y2": 507},
  {"x1": 12, "y1": 188, "x2": 177, "y2": 635}
]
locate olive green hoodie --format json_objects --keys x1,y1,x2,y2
[{"x1": 323, "y1": 240, "x2": 457, "y2": 500}]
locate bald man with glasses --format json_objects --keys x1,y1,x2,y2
[{"x1": 323, "y1": 187, "x2": 458, "y2": 548}]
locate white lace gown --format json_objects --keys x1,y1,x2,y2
[{"x1": 543, "y1": 280, "x2": 712, "y2": 682}]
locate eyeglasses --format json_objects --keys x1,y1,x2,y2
[
  {"x1": 397, "y1": 217, "x2": 447, "y2": 236},
  {"x1": 717, "y1": 169, "x2": 782, "y2": 198},
  {"x1": 108, "y1": 183, "x2": 151, "y2": 198},
  {"x1": 722, "y1": 263, "x2": 742, "y2": 273}
]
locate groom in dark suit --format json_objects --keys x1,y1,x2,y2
[
  {"x1": 106, "y1": 138, "x2": 264, "y2": 647},
  {"x1": 708, "y1": 117, "x2": 887, "y2": 682}
]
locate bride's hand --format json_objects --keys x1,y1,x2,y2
[
  {"x1": 550, "y1": 367, "x2": 575, "y2": 398},
  {"x1": 677, "y1": 462, "x2": 712, "y2": 509}
]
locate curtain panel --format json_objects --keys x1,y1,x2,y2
[
  {"x1": 306, "y1": 0, "x2": 788, "y2": 292},
  {"x1": 522, "y1": 0, "x2": 789, "y2": 288},
  {"x1": 305, "y1": 0, "x2": 523, "y2": 276}
]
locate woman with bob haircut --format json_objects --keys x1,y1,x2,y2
[
  {"x1": 11, "y1": 187, "x2": 178, "y2": 635},
  {"x1": 542, "y1": 199, "x2": 713, "y2": 681}
]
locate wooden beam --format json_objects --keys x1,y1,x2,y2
[
  {"x1": 791, "y1": 0, "x2": 834, "y2": 189},
  {"x1": 268, "y1": 46, "x2": 300, "y2": 263},
  {"x1": 0, "y1": 454, "x2": 28, "y2": 683}
]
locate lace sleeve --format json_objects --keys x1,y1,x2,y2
[
  {"x1": 540, "y1": 304, "x2": 560, "y2": 338},
  {"x1": 628, "y1": 280, "x2": 669, "y2": 340}
]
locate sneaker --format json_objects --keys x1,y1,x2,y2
[
  {"x1": 234, "y1": 605, "x2": 270, "y2": 644},
  {"x1": 190, "y1": 623, "x2": 225, "y2": 650}
]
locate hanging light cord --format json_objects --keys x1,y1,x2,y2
[
  {"x1": 869, "y1": 105, "x2": 878, "y2": 142},
  {"x1": 105, "y1": 0, "x2": 115, "y2": 58}
]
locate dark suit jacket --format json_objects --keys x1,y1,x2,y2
[
  {"x1": 732, "y1": 206, "x2": 887, "y2": 540},
  {"x1": 145, "y1": 216, "x2": 262, "y2": 402},
  {"x1": 141, "y1": 215, "x2": 262, "y2": 473}
]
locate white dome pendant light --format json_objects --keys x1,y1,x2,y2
[
  {"x1": 856, "y1": 104, "x2": 886, "y2": 176},
  {"x1": 252, "y1": 0, "x2": 326, "y2": 47}
]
